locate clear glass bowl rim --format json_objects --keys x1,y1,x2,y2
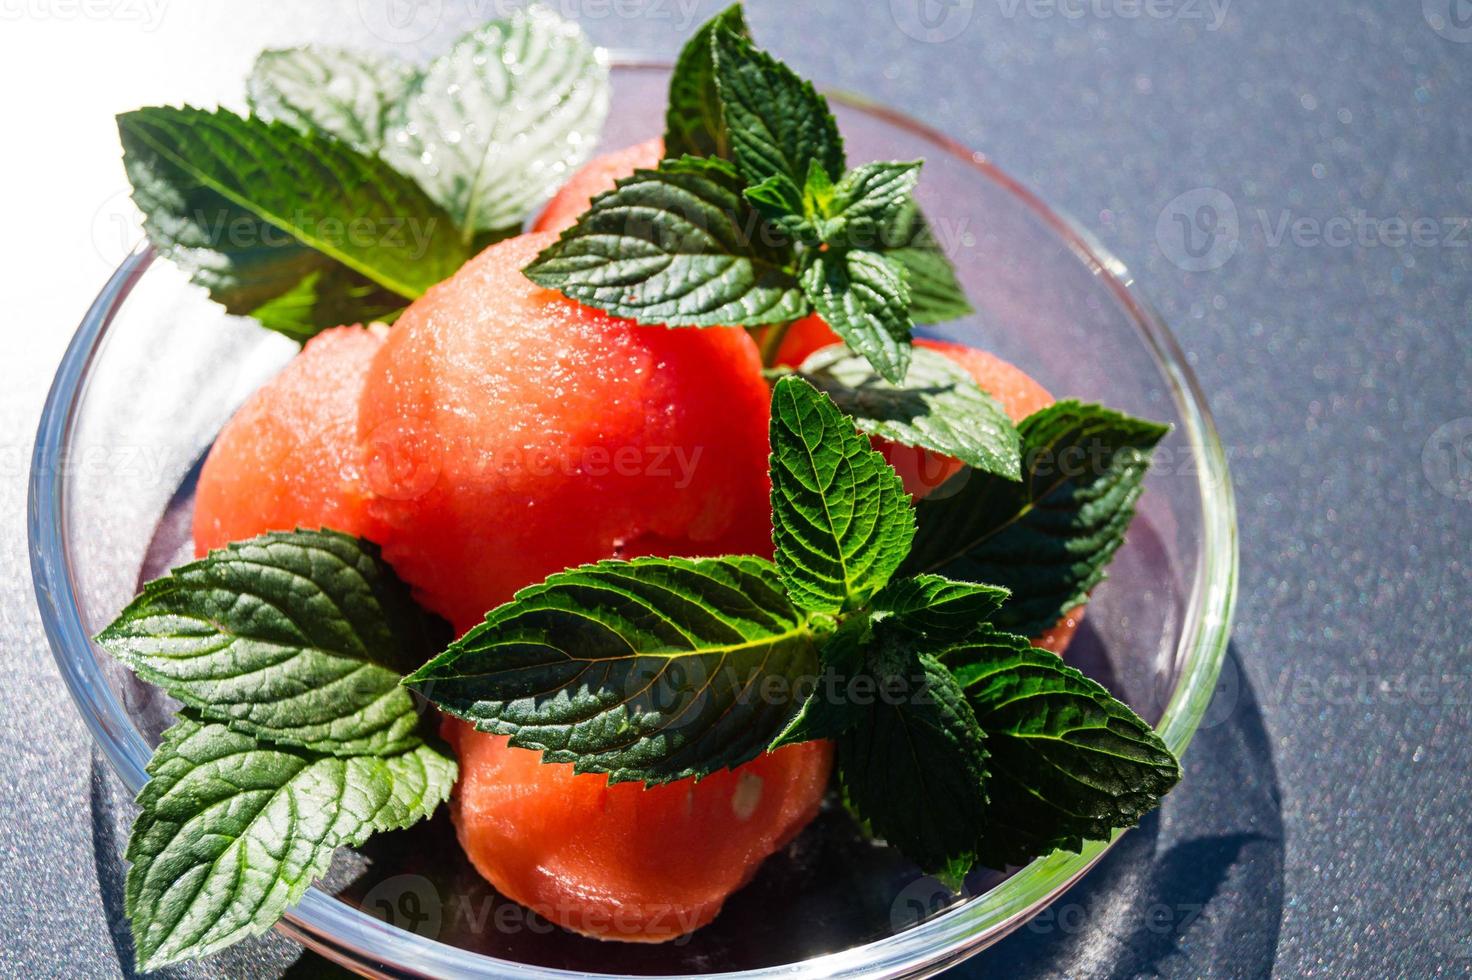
[{"x1": 29, "y1": 61, "x2": 1238, "y2": 980}]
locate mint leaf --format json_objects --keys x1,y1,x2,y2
[
  {"x1": 903, "y1": 401, "x2": 1170, "y2": 637},
  {"x1": 881, "y1": 198, "x2": 973, "y2": 323},
  {"x1": 826, "y1": 161, "x2": 921, "y2": 247},
  {"x1": 744, "y1": 172, "x2": 806, "y2": 226},
  {"x1": 768, "y1": 614, "x2": 872, "y2": 748},
  {"x1": 711, "y1": 26, "x2": 844, "y2": 188},
  {"x1": 95, "y1": 530, "x2": 438, "y2": 757},
  {"x1": 247, "y1": 46, "x2": 415, "y2": 153},
  {"x1": 241, "y1": 264, "x2": 405, "y2": 341},
  {"x1": 407, "y1": 556, "x2": 819, "y2": 785},
  {"x1": 872, "y1": 574, "x2": 1009, "y2": 645},
  {"x1": 664, "y1": 3, "x2": 749, "y2": 159},
  {"x1": 942, "y1": 633, "x2": 1180, "y2": 867},
  {"x1": 382, "y1": 7, "x2": 609, "y2": 243},
  {"x1": 524, "y1": 159, "x2": 808, "y2": 326},
  {"x1": 768, "y1": 376, "x2": 914, "y2": 614},
  {"x1": 800, "y1": 344, "x2": 1023, "y2": 480},
  {"x1": 801, "y1": 249, "x2": 913, "y2": 383},
  {"x1": 119, "y1": 106, "x2": 467, "y2": 340},
  {"x1": 836, "y1": 651, "x2": 989, "y2": 876},
  {"x1": 801, "y1": 157, "x2": 838, "y2": 219},
  {"x1": 125, "y1": 713, "x2": 454, "y2": 971}
]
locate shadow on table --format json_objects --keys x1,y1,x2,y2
[{"x1": 954, "y1": 642, "x2": 1284, "y2": 979}]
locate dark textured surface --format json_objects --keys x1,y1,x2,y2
[{"x1": 2, "y1": 1, "x2": 1470, "y2": 976}]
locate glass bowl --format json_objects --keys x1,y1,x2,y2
[{"x1": 29, "y1": 62, "x2": 1236, "y2": 979}]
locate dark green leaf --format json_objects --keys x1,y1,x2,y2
[
  {"x1": 711, "y1": 26, "x2": 845, "y2": 187},
  {"x1": 381, "y1": 7, "x2": 609, "y2": 240},
  {"x1": 95, "y1": 530, "x2": 438, "y2": 756},
  {"x1": 664, "y1": 3, "x2": 749, "y2": 159},
  {"x1": 118, "y1": 106, "x2": 467, "y2": 340},
  {"x1": 744, "y1": 172, "x2": 805, "y2": 223},
  {"x1": 942, "y1": 632, "x2": 1180, "y2": 867},
  {"x1": 836, "y1": 652, "x2": 989, "y2": 876},
  {"x1": 881, "y1": 198, "x2": 973, "y2": 323},
  {"x1": 768, "y1": 614, "x2": 871, "y2": 748},
  {"x1": 800, "y1": 343, "x2": 1022, "y2": 480},
  {"x1": 246, "y1": 46, "x2": 415, "y2": 152},
  {"x1": 524, "y1": 160, "x2": 808, "y2": 326},
  {"x1": 769, "y1": 376, "x2": 914, "y2": 614},
  {"x1": 801, "y1": 249, "x2": 913, "y2": 383},
  {"x1": 241, "y1": 265, "x2": 405, "y2": 342},
  {"x1": 826, "y1": 161, "x2": 921, "y2": 247},
  {"x1": 125, "y1": 713, "x2": 454, "y2": 971},
  {"x1": 406, "y1": 556, "x2": 819, "y2": 785},
  {"x1": 903, "y1": 401, "x2": 1170, "y2": 636},
  {"x1": 872, "y1": 573, "x2": 1009, "y2": 645}
]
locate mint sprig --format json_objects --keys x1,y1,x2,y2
[
  {"x1": 522, "y1": 157, "x2": 808, "y2": 326},
  {"x1": 123, "y1": 7, "x2": 609, "y2": 340},
  {"x1": 93, "y1": 530, "x2": 455, "y2": 971},
  {"x1": 119, "y1": 106, "x2": 469, "y2": 340},
  {"x1": 529, "y1": 4, "x2": 975, "y2": 384},
  {"x1": 904, "y1": 401, "x2": 1172, "y2": 636},
  {"x1": 415, "y1": 377, "x2": 1180, "y2": 880}
]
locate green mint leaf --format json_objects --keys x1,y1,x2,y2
[
  {"x1": 802, "y1": 158, "x2": 838, "y2": 218},
  {"x1": 523, "y1": 159, "x2": 808, "y2": 327},
  {"x1": 880, "y1": 198, "x2": 973, "y2": 323},
  {"x1": 768, "y1": 614, "x2": 871, "y2": 749},
  {"x1": 799, "y1": 343, "x2": 1023, "y2": 480},
  {"x1": 125, "y1": 713, "x2": 454, "y2": 971},
  {"x1": 95, "y1": 530, "x2": 439, "y2": 757},
  {"x1": 768, "y1": 375, "x2": 914, "y2": 614},
  {"x1": 246, "y1": 46, "x2": 415, "y2": 153},
  {"x1": 664, "y1": 3, "x2": 749, "y2": 159},
  {"x1": 118, "y1": 106, "x2": 467, "y2": 340},
  {"x1": 711, "y1": 26, "x2": 845, "y2": 188},
  {"x1": 825, "y1": 161, "x2": 921, "y2": 247},
  {"x1": 941, "y1": 632, "x2": 1180, "y2": 867},
  {"x1": 744, "y1": 172, "x2": 805, "y2": 222},
  {"x1": 406, "y1": 556, "x2": 819, "y2": 785},
  {"x1": 800, "y1": 249, "x2": 913, "y2": 383},
  {"x1": 242, "y1": 265, "x2": 405, "y2": 341},
  {"x1": 872, "y1": 573, "x2": 1009, "y2": 645},
  {"x1": 903, "y1": 401, "x2": 1170, "y2": 637},
  {"x1": 382, "y1": 7, "x2": 609, "y2": 242},
  {"x1": 836, "y1": 651, "x2": 989, "y2": 876}
]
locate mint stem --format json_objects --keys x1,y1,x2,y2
[{"x1": 759, "y1": 319, "x2": 795, "y2": 367}]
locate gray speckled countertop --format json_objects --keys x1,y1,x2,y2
[{"x1": 2, "y1": 1, "x2": 1469, "y2": 976}]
